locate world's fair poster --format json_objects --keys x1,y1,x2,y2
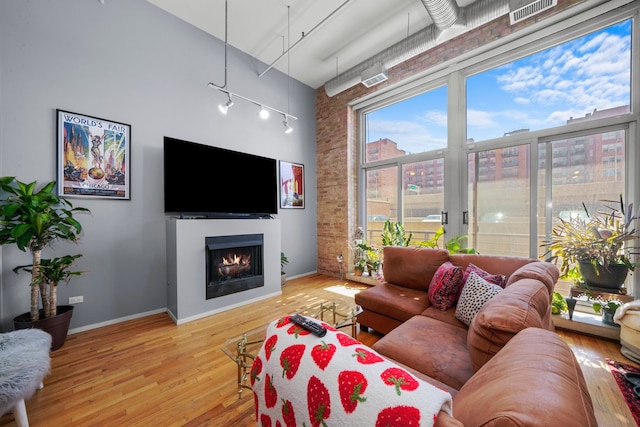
[{"x1": 57, "y1": 110, "x2": 131, "y2": 200}]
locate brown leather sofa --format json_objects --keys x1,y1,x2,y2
[{"x1": 354, "y1": 246, "x2": 597, "y2": 426}]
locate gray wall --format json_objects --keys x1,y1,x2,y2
[{"x1": 0, "y1": 0, "x2": 317, "y2": 331}]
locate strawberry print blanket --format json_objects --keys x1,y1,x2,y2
[{"x1": 250, "y1": 315, "x2": 453, "y2": 427}]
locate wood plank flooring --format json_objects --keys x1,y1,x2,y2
[{"x1": 1, "y1": 273, "x2": 637, "y2": 426}]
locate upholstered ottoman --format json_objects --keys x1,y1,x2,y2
[{"x1": 0, "y1": 329, "x2": 52, "y2": 427}]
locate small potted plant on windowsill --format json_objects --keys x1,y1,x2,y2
[{"x1": 592, "y1": 300, "x2": 622, "y2": 326}]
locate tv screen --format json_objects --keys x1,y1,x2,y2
[{"x1": 163, "y1": 137, "x2": 278, "y2": 217}]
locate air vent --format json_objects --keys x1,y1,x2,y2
[
  {"x1": 361, "y1": 63, "x2": 388, "y2": 88},
  {"x1": 509, "y1": 0, "x2": 557, "y2": 25}
]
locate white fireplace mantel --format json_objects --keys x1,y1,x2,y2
[{"x1": 166, "y1": 218, "x2": 282, "y2": 324}]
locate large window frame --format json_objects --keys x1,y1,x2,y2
[{"x1": 355, "y1": 2, "x2": 640, "y2": 296}]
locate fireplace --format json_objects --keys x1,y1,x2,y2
[{"x1": 205, "y1": 234, "x2": 264, "y2": 299}]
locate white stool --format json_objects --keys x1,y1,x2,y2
[{"x1": 0, "y1": 329, "x2": 52, "y2": 427}]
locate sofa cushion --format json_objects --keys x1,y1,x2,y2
[
  {"x1": 421, "y1": 306, "x2": 467, "y2": 330},
  {"x1": 453, "y1": 327, "x2": 597, "y2": 427},
  {"x1": 466, "y1": 279, "x2": 551, "y2": 371},
  {"x1": 382, "y1": 247, "x2": 450, "y2": 291},
  {"x1": 428, "y1": 261, "x2": 464, "y2": 311},
  {"x1": 505, "y1": 261, "x2": 559, "y2": 294},
  {"x1": 449, "y1": 253, "x2": 535, "y2": 280},
  {"x1": 455, "y1": 273, "x2": 503, "y2": 326},
  {"x1": 354, "y1": 282, "x2": 431, "y2": 324},
  {"x1": 372, "y1": 315, "x2": 474, "y2": 390},
  {"x1": 462, "y1": 263, "x2": 506, "y2": 289}
]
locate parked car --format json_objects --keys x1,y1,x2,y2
[
  {"x1": 367, "y1": 215, "x2": 389, "y2": 221},
  {"x1": 422, "y1": 214, "x2": 442, "y2": 223}
]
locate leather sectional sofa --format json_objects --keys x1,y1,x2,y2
[{"x1": 353, "y1": 246, "x2": 598, "y2": 426}]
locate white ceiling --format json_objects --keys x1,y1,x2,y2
[{"x1": 145, "y1": 0, "x2": 477, "y2": 89}]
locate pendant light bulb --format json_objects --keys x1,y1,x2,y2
[{"x1": 259, "y1": 106, "x2": 270, "y2": 119}]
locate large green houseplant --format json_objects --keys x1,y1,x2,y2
[
  {"x1": 0, "y1": 177, "x2": 90, "y2": 327},
  {"x1": 542, "y1": 196, "x2": 639, "y2": 290}
]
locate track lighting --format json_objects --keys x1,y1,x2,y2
[
  {"x1": 208, "y1": 1, "x2": 297, "y2": 134},
  {"x1": 218, "y1": 95, "x2": 234, "y2": 115}
]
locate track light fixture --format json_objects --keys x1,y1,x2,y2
[
  {"x1": 283, "y1": 116, "x2": 293, "y2": 134},
  {"x1": 218, "y1": 94, "x2": 234, "y2": 115},
  {"x1": 208, "y1": 0, "x2": 297, "y2": 134}
]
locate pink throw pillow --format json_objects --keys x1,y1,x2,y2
[
  {"x1": 428, "y1": 261, "x2": 464, "y2": 311},
  {"x1": 463, "y1": 263, "x2": 507, "y2": 289}
]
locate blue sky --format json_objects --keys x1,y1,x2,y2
[{"x1": 366, "y1": 19, "x2": 631, "y2": 154}]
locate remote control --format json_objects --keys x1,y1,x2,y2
[{"x1": 290, "y1": 314, "x2": 327, "y2": 337}]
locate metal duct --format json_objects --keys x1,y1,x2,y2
[
  {"x1": 324, "y1": 0, "x2": 510, "y2": 97},
  {"x1": 421, "y1": 0, "x2": 461, "y2": 30}
]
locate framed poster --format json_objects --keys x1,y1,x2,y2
[
  {"x1": 280, "y1": 160, "x2": 304, "y2": 209},
  {"x1": 57, "y1": 110, "x2": 131, "y2": 199}
]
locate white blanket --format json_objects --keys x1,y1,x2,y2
[
  {"x1": 613, "y1": 300, "x2": 640, "y2": 323},
  {"x1": 251, "y1": 315, "x2": 453, "y2": 427}
]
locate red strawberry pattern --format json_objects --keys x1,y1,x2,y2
[
  {"x1": 250, "y1": 356, "x2": 263, "y2": 386},
  {"x1": 381, "y1": 367, "x2": 420, "y2": 396},
  {"x1": 311, "y1": 341, "x2": 336, "y2": 370},
  {"x1": 375, "y1": 406, "x2": 421, "y2": 426},
  {"x1": 336, "y1": 332, "x2": 359, "y2": 347},
  {"x1": 264, "y1": 335, "x2": 278, "y2": 361},
  {"x1": 280, "y1": 344, "x2": 306, "y2": 379},
  {"x1": 265, "y1": 373, "x2": 278, "y2": 408},
  {"x1": 287, "y1": 324, "x2": 311, "y2": 338},
  {"x1": 338, "y1": 370, "x2": 368, "y2": 413},
  {"x1": 260, "y1": 413, "x2": 272, "y2": 427},
  {"x1": 276, "y1": 316, "x2": 291, "y2": 328},
  {"x1": 307, "y1": 375, "x2": 331, "y2": 427},
  {"x1": 281, "y1": 399, "x2": 296, "y2": 427},
  {"x1": 353, "y1": 347, "x2": 384, "y2": 365}
]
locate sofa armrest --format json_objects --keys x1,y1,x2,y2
[{"x1": 453, "y1": 327, "x2": 597, "y2": 427}]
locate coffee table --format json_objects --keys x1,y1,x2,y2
[{"x1": 221, "y1": 300, "x2": 361, "y2": 397}]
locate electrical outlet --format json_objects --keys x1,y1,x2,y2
[{"x1": 69, "y1": 296, "x2": 83, "y2": 304}]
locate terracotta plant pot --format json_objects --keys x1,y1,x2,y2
[{"x1": 13, "y1": 305, "x2": 74, "y2": 351}]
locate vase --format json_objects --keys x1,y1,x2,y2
[
  {"x1": 602, "y1": 309, "x2": 620, "y2": 327},
  {"x1": 13, "y1": 305, "x2": 74, "y2": 351},
  {"x1": 565, "y1": 297, "x2": 577, "y2": 320},
  {"x1": 578, "y1": 261, "x2": 628, "y2": 291}
]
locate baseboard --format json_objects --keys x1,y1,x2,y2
[{"x1": 68, "y1": 308, "x2": 167, "y2": 335}]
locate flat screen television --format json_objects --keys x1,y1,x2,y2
[{"x1": 163, "y1": 137, "x2": 278, "y2": 218}]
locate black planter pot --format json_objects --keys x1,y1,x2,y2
[
  {"x1": 13, "y1": 305, "x2": 74, "y2": 351},
  {"x1": 578, "y1": 261, "x2": 629, "y2": 291}
]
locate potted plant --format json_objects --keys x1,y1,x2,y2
[
  {"x1": 542, "y1": 196, "x2": 639, "y2": 292},
  {"x1": 415, "y1": 226, "x2": 478, "y2": 254},
  {"x1": 280, "y1": 252, "x2": 289, "y2": 286},
  {"x1": 381, "y1": 220, "x2": 412, "y2": 247},
  {"x1": 0, "y1": 177, "x2": 90, "y2": 350},
  {"x1": 592, "y1": 299, "x2": 622, "y2": 326}
]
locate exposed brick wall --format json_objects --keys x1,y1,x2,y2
[{"x1": 316, "y1": 0, "x2": 585, "y2": 277}]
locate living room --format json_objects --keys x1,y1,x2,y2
[{"x1": 2, "y1": 0, "x2": 640, "y2": 425}]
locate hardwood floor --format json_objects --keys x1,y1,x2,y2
[{"x1": 1, "y1": 273, "x2": 637, "y2": 426}]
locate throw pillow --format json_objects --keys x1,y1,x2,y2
[
  {"x1": 428, "y1": 261, "x2": 464, "y2": 311},
  {"x1": 455, "y1": 272, "x2": 503, "y2": 326},
  {"x1": 463, "y1": 263, "x2": 507, "y2": 288}
]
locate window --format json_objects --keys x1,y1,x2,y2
[{"x1": 467, "y1": 20, "x2": 631, "y2": 143}]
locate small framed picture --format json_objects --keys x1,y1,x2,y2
[
  {"x1": 279, "y1": 161, "x2": 304, "y2": 209},
  {"x1": 57, "y1": 109, "x2": 131, "y2": 200}
]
